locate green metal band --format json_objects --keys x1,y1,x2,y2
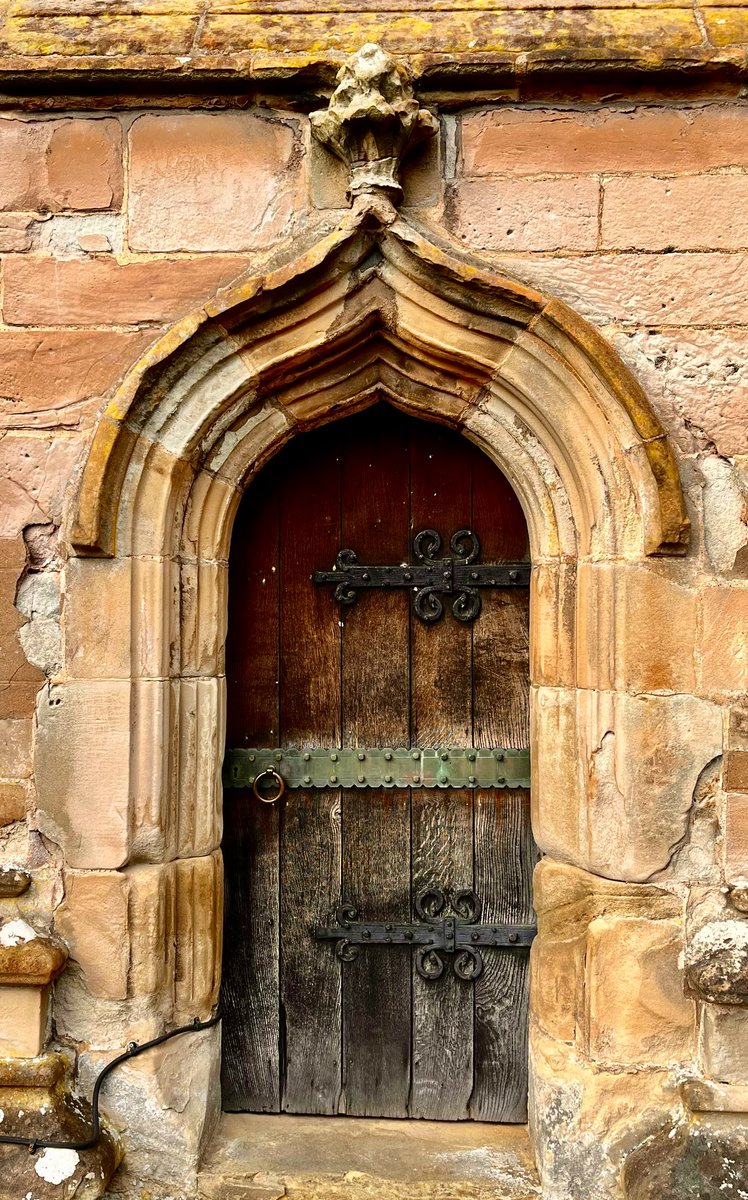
[{"x1": 223, "y1": 746, "x2": 530, "y2": 791}]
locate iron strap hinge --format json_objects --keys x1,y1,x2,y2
[
  {"x1": 314, "y1": 889, "x2": 536, "y2": 982},
  {"x1": 313, "y1": 527, "x2": 530, "y2": 624},
  {"x1": 223, "y1": 746, "x2": 530, "y2": 791}
]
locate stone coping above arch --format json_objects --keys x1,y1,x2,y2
[{"x1": 70, "y1": 195, "x2": 689, "y2": 565}]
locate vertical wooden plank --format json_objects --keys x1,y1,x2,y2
[
  {"x1": 410, "y1": 426, "x2": 474, "y2": 1119},
  {"x1": 281, "y1": 790, "x2": 342, "y2": 1114},
  {"x1": 341, "y1": 406, "x2": 412, "y2": 1118},
  {"x1": 342, "y1": 789, "x2": 411, "y2": 1117},
  {"x1": 340, "y1": 408, "x2": 410, "y2": 747},
  {"x1": 224, "y1": 467, "x2": 280, "y2": 749},
  {"x1": 410, "y1": 789, "x2": 474, "y2": 1119},
  {"x1": 279, "y1": 430, "x2": 342, "y2": 750},
  {"x1": 279, "y1": 430, "x2": 343, "y2": 1114},
  {"x1": 471, "y1": 450, "x2": 530, "y2": 751},
  {"x1": 469, "y1": 445, "x2": 535, "y2": 1122},
  {"x1": 222, "y1": 470, "x2": 281, "y2": 1111},
  {"x1": 471, "y1": 787, "x2": 536, "y2": 1122}
]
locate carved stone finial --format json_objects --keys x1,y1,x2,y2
[{"x1": 311, "y1": 43, "x2": 438, "y2": 203}]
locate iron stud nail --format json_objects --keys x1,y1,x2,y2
[
  {"x1": 496, "y1": 751, "x2": 505, "y2": 761},
  {"x1": 362, "y1": 572, "x2": 371, "y2": 581},
  {"x1": 357, "y1": 774, "x2": 365, "y2": 784},
  {"x1": 362, "y1": 929, "x2": 371, "y2": 939},
  {"x1": 385, "y1": 924, "x2": 393, "y2": 931},
  {"x1": 275, "y1": 752, "x2": 282, "y2": 761},
  {"x1": 440, "y1": 751, "x2": 449, "y2": 761},
  {"x1": 413, "y1": 775, "x2": 420, "y2": 784},
  {"x1": 509, "y1": 933, "x2": 518, "y2": 944},
  {"x1": 303, "y1": 752, "x2": 311, "y2": 761},
  {"x1": 357, "y1": 751, "x2": 365, "y2": 761},
  {"x1": 249, "y1": 754, "x2": 255, "y2": 762},
  {"x1": 510, "y1": 570, "x2": 518, "y2": 581},
  {"x1": 385, "y1": 936, "x2": 392, "y2": 943},
  {"x1": 384, "y1": 751, "x2": 393, "y2": 761},
  {"x1": 472, "y1": 932, "x2": 479, "y2": 941},
  {"x1": 405, "y1": 931, "x2": 413, "y2": 941},
  {"x1": 411, "y1": 750, "x2": 419, "y2": 760},
  {"x1": 330, "y1": 752, "x2": 338, "y2": 761},
  {"x1": 428, "y1": 925, "x2": 434, "y2": 932},
  {"x1": 330, "y1": 775, "x2": 338, "y2": 784},
  {"x1": 468, "y1": 752, "x2": 476, "y2": 761},
  {"x1": 303, "y1": 775, "x2": 311, "y2": 785},
  {"x1": 404, "y1": 572, "x2": 412, "y2": 581},
  {"x1": 468, "y1": 775, "x2": 476, "y2": 785},
  {"x1": 384, "y1": 774, "x2": 393, "y2": 784},
  {"x1": 498, "y1": 775, "x2": 506, "y2": 785}
]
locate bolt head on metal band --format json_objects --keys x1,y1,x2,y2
[{"x1": 252, "y1": 768, "x2": 285, "y2": 804}]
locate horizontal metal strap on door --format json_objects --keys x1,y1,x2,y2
[{"x1": 222, "y1": 746, "x2": 530, "y2": 791}]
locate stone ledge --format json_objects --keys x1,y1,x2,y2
[
  {"x1": 682, "y1": 1078, "x2": 748, "y2": 1114},
  {"x1": 0, "y1": 6, "x2": 745, "y2": 88},
  {"x1": 0, "y1": 936, "x2": 67, "y2": 986}
]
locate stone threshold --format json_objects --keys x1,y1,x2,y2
[{"x1": 198, "y1": 1113, "x2": 542, "y2": 1200}]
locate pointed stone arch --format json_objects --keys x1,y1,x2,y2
[{"x1": 35, "y1": 198, "x2": 720, "y2": 1193}]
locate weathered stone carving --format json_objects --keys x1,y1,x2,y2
[
  {"x1": 685, "y1": 919, "x2": 748, "y2": 1004},
  {"x1": 310, "y1": 43, "x2": 438, "y2": 201}
]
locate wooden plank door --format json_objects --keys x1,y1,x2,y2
[{"x1": 221, "y1": 405, "x2": 536, "y2": 1122}]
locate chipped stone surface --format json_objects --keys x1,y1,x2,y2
[{"x1": 686, "y1": 919, "x2": 748, "y2": 1004}]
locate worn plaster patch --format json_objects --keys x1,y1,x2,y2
[
  {"x1": 0, "y1": 918, "x2": 38, "y2": 945},
  {"x1": 34, "y1": 1147, "x2": 80, "y2": 1183}
]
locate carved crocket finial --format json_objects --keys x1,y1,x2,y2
[{"x1": 310, "y1": 43, "x2": 438, "y2": 203}]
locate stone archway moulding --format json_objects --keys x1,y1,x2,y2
[
  {"x1": 32, "y1": 193, "x2": 726, "y2": 1195},
  {"x1": 40, "y1": 196, "x2": 702, "y2": 888}
]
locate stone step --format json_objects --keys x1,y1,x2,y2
[{"x1": 198, "y1": 1113, "x2": 541, "y2": 1200}]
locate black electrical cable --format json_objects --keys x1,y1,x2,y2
[{"x1": 0, "y1": 1009, "x2": 222, "y2": 1154}]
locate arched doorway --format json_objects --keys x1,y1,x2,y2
[{"x1": 220, "y1": 404, "x2": 537, "y2": 1122}]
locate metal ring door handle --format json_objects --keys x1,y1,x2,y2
[{"x1": 252, "y1": 768, "x2": 286, "y2": 804}]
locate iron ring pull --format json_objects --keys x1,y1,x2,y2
[{"x1": 252, "y1": 768, "x2": 286, "y2": 804}]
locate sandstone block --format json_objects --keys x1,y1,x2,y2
[
  {"x1": 175, "y1": 852, "x2": 223, "y2": 1020},
  {"x1": 0, "y1": 985, "x2": 48, "y2": 1056},
  {"x1": 726, "y1": 794, "x2": 748, "y2": 879},
  {"x1": 449, "y1": 177, "x2": 599, "y2": 252},
  {"x1": 0, "y1": 716, "x2": 32, "y2": 778},
  {"x1": 0, "y1": 433, "x2": 82, "y2": 542},
  {"x1": 55, "y1": 872, "x2": 130, "y2": 1001},
  {"x1": 730, "y1": 703, "x2": 748, "y2": 751},
  {"x1": 725, "y1": 752, "x2": 748, "y2": 793},
  {"x1": 64, "y1": 556, "x2": 174, "y2": 681},
  {"x1": 35, "y1": 681, "x2": 132, "y2": 869},
  {"x1": 0, "y1": 213, "x2": 33, "y2": 251},
  {"x1": 127, "y1": 863, "x2": 177, "y2": 1006},
  {"x1": 530, "y1": 563, "x2": 576, "y2": 689},
  {"x1": 576, "y1": 562, "x2": 696, "y2": 695},
  {"x1": 461, "y1": 107, "x2": 748, "y2": 177},
  {"x1": 0, "y1": 117, "x2": 122, "y2": 212},
  {"x1": 584, "y1": 691, "x2": 723, "y2": 881},
  {"x1": 700, "y1": 454, "x2": 748, "y2": 575},
  {"x1": 701, "y1": 586, "x2": 748, "y2": 697},
  {"x1": 623, "y1": 1117, "x2": 748, "y2": 1200},
  {"x1": 700, "y1": 1004, "x2": 748, "y2": 1084},
  {"x1": 602, "y1": 174, "x2": 748, "y2": 251},
  {"x1": 0, "y1": 781, "x2": 26, "y2": 826},
  {"x1": 585, "y1": 915, "x2": 694, "y2": 1066},
  {"x1": 607, "y1": 327, "x2": 748, "y2": 458},
  {"x1": 85, "y1": 1024, "x2": 220, "y2": 1190},
  {"x1": 128, "y1": 113, "x2": 302, "y2": 252},
  {"x1": 0, "y1": 329, "x2": 156, "y2": 426},
  {"x1": 503, "y1": 253, "x2": 748, "y2": 327},
  {"x1": 2, "y1": 256, "x2": 250, "y2": 326}
]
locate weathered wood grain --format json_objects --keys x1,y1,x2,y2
[
  {"x1": 471, "y1": 787, "x2": 536, "y2": 1122},
  {"x1": 280, "y1": 788, "x2": 342, "y2": 1114}
]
